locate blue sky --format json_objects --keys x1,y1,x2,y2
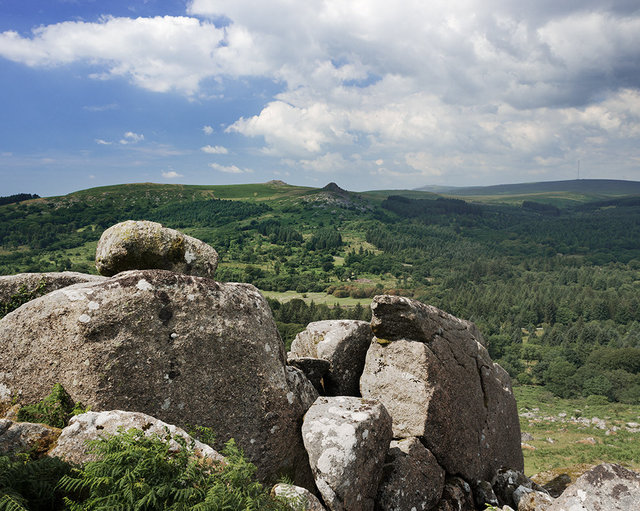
[{"x1": 1, "y1": 0, "x2": 639, "y2": 197}]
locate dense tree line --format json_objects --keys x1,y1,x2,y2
[{"x1": 0, "y1": 193, "x2": 39, "y2": 206}]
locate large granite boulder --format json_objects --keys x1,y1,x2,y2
[
  {"x1": 548, "y1": 463, "x2": 640, "y2": 511},
  {"x1": 290, "y1": 320, "x2": 372, "y2": 396},
  {"x1": 302, "y1": 396, "x2": 392, "y2": 511},
  {"x1": 360, "y1": 295, "x2": 523, "y2": 482},
  {"x1": 95, "y1": 220, "x2": 218, "y2": 278},
  {"x1": 50, "y1": 410, "x2": 223, "y2": 465},
  {"x1": 375, "y1": 437, "x2": 445, "y2": 511},
  {"x1": 0, "y1": 269, "x2": 310, "y2": 484},
  {"x1": 0, "y1": 272, "x2": 107, "y2": 307},
  {"x1": 0, "y1": 419, "x2": 60, "y2": 458}
]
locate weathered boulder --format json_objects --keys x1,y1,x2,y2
[
  {"x1": 0, "y1": 269, "x2": 310, "y2": 484},
  {"x1": 492, "y1": 468, "x2": 547, "y2": 509},
  {"x1": 290, "y1": 320, "x2": 372, "y2": 396},
  {"x1": 287, "y1": 357, "x2": 330, "y2": 395},
  {"x1": 0, "y1": 271, "x2": 107, "y2": 306},
  {"x1": 302, "y1": 396, "x2": 392, "y2": 511},
  {"x1": 95, "y1": 220, "x2": 218, "y2": 278},
  {"x1": 0, "y1": 419, "x2": 60, "y2": 458},
  {"x1": 272, "y1": 483, "x2": 328, "y2": 511},
  {"x1": 515, "y1": 488, "x2": 553, "y2": 511},
  {"x1": 375, "y1": 437, "x2": 445, "y2": 511},
  {"x1": 434, "y1": 477, "x2": 475, "y2": 511},
  {"x1": 50, "y1": 410, "x2": 223, "y2": 465},
  {"x1": 471, "y1": 479, "x2": 500, "y2": 509},
  {"x1": 541, "y1": 473, "x2": 571, "y2": 498},
  {"x1": 548, "y1": 463, "x2": 640, "y2": 511},
  {"x1": 285, "y1": 366, "x2": 320, "y2": 413},
  {"x1": 360, "y1": 295, "x2": 523, "y2": 481}
]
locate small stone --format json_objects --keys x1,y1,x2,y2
[{"x1": 272, "y1": 483, "x2": 327, "y2": 511}]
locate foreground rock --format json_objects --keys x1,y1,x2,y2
[
  {"x1": 50, "y1": 410, "x2": 223, "y2": 465},
  {"x1": 0, "y1": 272, "x2": 107, "y2": 306},
  {"x1": 435, "y1": 477, "x2": 475, "y2": 511},
  {"x1": 548, "y1": 463, "x2": 640, "y2": 510},
  {"x1": 290, "y1": 320, "x2": 372, "y2": 396},
  {"x1": 0, "y1": 269, "x2": 310, "y2": 484},
  {"x1": 361, "y1": 295, "x2": 523, "y2": 481},
  {"x1": 375, "y1": 437, "x2": 445, "y2": 511},
  {"x1": 272, "y1": 483, "x2": 327, "y2": 511},
  {"x1": 0, "y1": 419, "x2": 60, "y2": 458},
  {"x1": 95, "y1": 220, "x2": 218, "y2": 278},
  {"x1": 302, "y1": 396, "x2": 392, "y2": 511}
]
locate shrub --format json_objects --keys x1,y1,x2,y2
[
  {"x1": 17, "y1": 384, "x2": 87, "y2": 429},
  {"x1": 58, "y1": 428, "x2": 289, "y2": 510}
]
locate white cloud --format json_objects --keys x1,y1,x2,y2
[
  {"x1": 162, "y1": 170, "x2": 183, "y2": 178},
  {"x1": 83, "y1": 103, "x2": 118, "y2": 112},
  {"x1": 1, "y1": 2, "x2": 639, "y2": 184},
  {"x1": 119, "y1": 132, "x2": 144, "y2": 144},
  {"x1": 201, "y1": 144, "x2": 228, "y2": 154},
  {"x1": 95, "y1": 138, "x2": 112, "y2": 145},
  {"x1": 209, "y1": 162, "x2": 253, "y2": 174}
]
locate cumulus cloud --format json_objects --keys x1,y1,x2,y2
[
  {"x1": 201, "y1": 144, "x2": 228, "y2": 154},
  {"x1": 1, "y1": 1, "x2": 639, "y2": 184},
  {"x1": 119, "y1": 131, "x2": 144, "y2": 144},
  {"x1": 209, "y1": 162, "x2": 253, "y2": 174},
  {"x1": 162, "y1": 170, "x2": 183, "y2": 178}
]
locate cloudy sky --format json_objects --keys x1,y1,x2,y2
[{"x1": 1, "y1": 0, "x2": 639, "y2": 196}]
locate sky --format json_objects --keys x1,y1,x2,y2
[{"x1": 1, "y1": 0, "x2": 639, "y2": 196}]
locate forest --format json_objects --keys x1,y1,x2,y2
[{"x1": 0, "y1": 181, "x2": 639, "y2": 404}]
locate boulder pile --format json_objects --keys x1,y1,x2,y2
[{"x1": 1, "y1": 220, "x2": 638, "y2": 511}]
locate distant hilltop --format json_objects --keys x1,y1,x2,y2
[{"x1": 416, "y1": 179, "x2": 640, "y2": 197}]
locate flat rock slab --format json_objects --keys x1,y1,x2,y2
[
  {"x1": 0, "y1": 272, "x2": 107, "y2": 306},
  {"x1": 290, "y1": 320, "x2": 372, "y2": 396},
  {"x1": 361, "y1": 295, "x2": 523, "y2": 482},
  {"x1": 95, "y1": 220, "x2": 218, "y2": 278},
  {"x1": 375, "y1": 437, "x2": 445, "y2": 511},
  {"x1": 50, "y1": 410, "x2": 223, "y2": 465},
  {"x1": 549, "y1": 463, "x2": 640, "y2": 511},
  {"x1": 302, "y1": 396, "x2": 392, "y2": 511},
  {"x1": 0, "y1": 269, "x2": 309, "y2": 484}
]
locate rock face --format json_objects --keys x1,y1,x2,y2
[
  {"x1": 290, "y1": 320, "x2": 372, "y2": 396},
  {"x1": 302, "y1": 396, "x2": 392, "y2": 511},
  {"x1": 375, "y1": 437, "x2": 445, "y2": 511},
  {"x1": 548, "y1": 463, "x2": 640, "y2": 511},
  {"x1": 435, "y1": 477, "x2": 475, "y2": 511},
  {"x1": 50, "y1": 410, "x2": 223, "y2": 465},
  {"x1": 0, "y1": 419, "x2": 60, "y2": 458},
  {"x1": 95, "y1": 220, "x2": 218, "y2": 278},
  {"x1": 0, "y1": 269, "x2": 310, "y2": 484},
  {"x1": 360, "y1": 295, "x2": 523, "y2": 482},
  {"x1": 0, "y1": 271, "x2": 107, "y2": 305}
]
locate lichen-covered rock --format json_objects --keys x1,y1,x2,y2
[
  {"x1": 434, "y1": 477, "x2": 475, "y2": 511},
  {"x1": 548, "y1": 463, "x2": 640, "y2": 511},
  {"x1": 375, "y1": 437, "x2": 445, "y2": 511},
  {"x1": 50, "y1": 410, "x2": 223, "y2": 465},
  {"x1": 95, "y1": 220, "x2": 218, "y2": 278},
  {"x1": 0, "y1": 271, "x2": 107, "y2": 307},
  {"x1": 515, "y1": 489, "x2": 553, "y2": 511},
  {"x1": 272, "y1": 483, "x2": 327, "y2": 511},
  {"x1": 290, "y1": 320, "x2": 372, "y2": 396},
  {"x1": 0, "y1": 269, "x2": 309, "y2": 484},
  {"x1": 285, "y1": 366, "x2": 319, "y2": 413},
  {"x1": 287, "y1": 357, "x2": 330, "y2": 395},
  {"x1": 302, "y1": 396, "x2": 392, "y2": 511},
  {"x1": 0, "y1": 419, "x2": 60, "y2": 458},
  {"x1": 492, "y1": 468, "x2": 547, "y2": 509},
  {"x1": 360, "y1": 295, "x2": 523, "y2": 481}
]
